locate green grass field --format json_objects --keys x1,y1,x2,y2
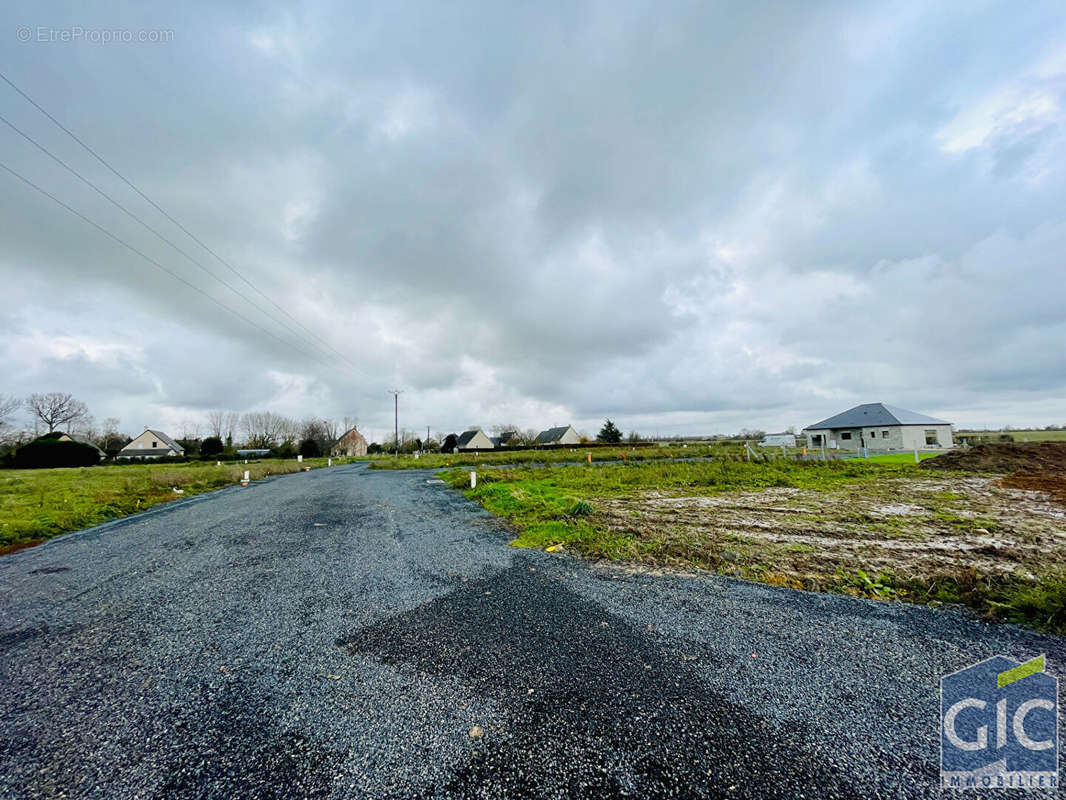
[
  {"x1": 368, "y1": 441, "x2": 746, "y2": 470},
  {"x1": 442, "y1": 458, "x2": 916, "y2": 551},
  {"x1": 847, "y1": 452, "x2": 943, "y2": 464},
  {"x1": 442, "y1": 458, "x2": 1066, "y2": 634},
  {"x1": 0, "y1": 458, "x2": 334, "y2": 551}
]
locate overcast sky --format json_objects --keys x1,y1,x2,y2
[{"x1": 2, "y1": 1, "x2": 1065, "y2": 441}]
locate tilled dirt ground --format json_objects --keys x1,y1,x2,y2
[{"x1": 593, "y1": 473, "x2": 1066, "y2": 589}]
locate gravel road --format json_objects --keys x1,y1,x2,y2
[{"x1": 1, "y1": 463, "x2": 1063, "y2": 798}]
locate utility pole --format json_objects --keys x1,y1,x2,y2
[{"x1": 389, "y1": 390, "x2": 402, "y2": 456}]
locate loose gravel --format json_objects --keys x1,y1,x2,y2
[{"x1": 1, "y1": 463, "x2": 1063, "y2": 798}]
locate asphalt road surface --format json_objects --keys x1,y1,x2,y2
[{"x1": 1, "y1": 464, "x2": 1063, "y2": 799}]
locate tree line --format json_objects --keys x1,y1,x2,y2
[{"x1": 0, "y1": 392, "x2": 359, "y2": 460}]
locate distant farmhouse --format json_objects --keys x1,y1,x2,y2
[
  {"x1": 491, "y1": 430, "x2": 519, "y2": 447},
  {"x1": 536, "y1": 425, "x2": 581, "y2": 446},
  {"x1": 117, "y1": 428, "x2": 185, "y2": 459},
  {"x1": 332, "y1": 427, "x2": 368, "y2": 457},
  {"x1": 804, "y1": 403, "x2": 953, "y2": 452},
  {"x1": 53, "y1": 432, "x2": 106, "y2": 458},
  {"x1": 456, "y1": 428, "x2": 494, "y2": 451}
]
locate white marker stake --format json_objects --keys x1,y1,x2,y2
[
  {"x1": 914, "y1": 447, "x2": 920, "y2": 464},
  {"x1": 217, "y1": 461, "x2": 221, "y2": 467},
  {"x1": 241, "y1": 470, "x2": 250, "y2": 486},
  {"x1": 328, "y1": 458, "x2": 332, "y2": 467},
  {"x1": 298, "y1": 454, "x2": 303, "y2": 463},
  {"x1": 470, "y1": 471, "x2": 477, "y2": 489}
]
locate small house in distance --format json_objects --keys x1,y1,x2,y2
[
  {"x1": 332, "y1": 427, "x2": 368, "y2": 457},
  {"x1": 536, "y1": 425, "x2": 581, "y2": 446},
  {"x1": 456, "y1": 428, "x2": 495, "y2": 451},
  {"x1": 758, "y1": 433, "x2": 796, "y2": 448},
  {"x1": 53, "y1": 431, "x2": 106, "y2": 458},
  {"x1": 495, "y1": 430, "x2": 519, "y2": 446},
  {"x1": 804, "y1": 403, "x2": 953, "y2": 452},
  {"x1": 117, "y1": 428, "x2": 185, "y2": 459}
]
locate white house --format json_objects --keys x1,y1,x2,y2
[
  {"x1": 535, "y1": 425, "x2": 581, "y2": 445},
  {"x1": 456, "y1": 428, "x2": 495, "y2": 451},
  {"x1": 758, "y1": 433, "x2": 797, "y2": 448},
  {"x1": 117, "y1": 428, "x2": 186, "y2": 459},
  {"x1": 803, "y1": 403, "x2": 953, "y2": 452}
]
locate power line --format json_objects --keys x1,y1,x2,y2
[
  {"x1": 0, "y1": 69, "x2": 358, "y2": 368},
  {"x1": 0, "y1": 111, "x2": 346, "y2": 367},
  {"x1": 0, "y1": 158, "x2": 334, "y2": 368}
]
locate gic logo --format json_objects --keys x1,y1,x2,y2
[{"x1": 941, "y1": 654, "x2": 1058, "y2": 789}]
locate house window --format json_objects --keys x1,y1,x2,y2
[
  {"x1": 925, "y1": 429, "x2": 938, "y2": 446},
  {"x1": 810, "y1": 434, "x2": 822, "y2": 446},
  {"x1": 882, "y1": 430, "x2": 890, "y2": 438},
  {"x1": 841, "y1": 432, "x2": 852, "y2": 440},
  {"x1": 152, "y1": 441, "x2": 157, "y2": 448}
]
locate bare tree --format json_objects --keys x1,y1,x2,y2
[
  {"x1": 26, "y1": 392, "x2": 90, "y2": 433},
  {"x1": 0, "y1": 394, "x2": 19, "y2": 420},
  {"x1": 206, "y1": 410, "x2": 226, "y2": 439},
  {"x1": 0, "y1": 394, "x2": 20, "y2": 430},
  {"x1": 240, "y1": 411, "x2": 294, "y2": 448},
  {"x1": 0, "y1": 394, "x2": 22, "y2": 447},
  {"x1": 300, "y1": 417, "x2": 339, "y2": 453},
  {"x1": 322, "y1": 418, "x2": 341, "y2": 442},
  {"x1": 518, "y1": 428, "x2": 541, "y2": 445},
  {"x1": 99, "y1": 417, "x2": 129, "y2": 455},
  {"x1": 179, "y1": 417, "x2": 201, "y2": 440},
  {"x1": 342, "y1": 415, "x2": 359, "y2": 433}
]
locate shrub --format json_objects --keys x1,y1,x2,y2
[
  {"x1": 14, "y1": 438, "x2": 101, "y2": 468},
  {"x1": 299, "y1": 438, "x2": 322, "y2": 458},
  {"x1": 272, "y1": 441, "x2": 297, "y2": 459},
  {"x1": 201, "y1": 436, "x2": 224, "y2": 456}
]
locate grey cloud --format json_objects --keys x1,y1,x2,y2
[{"x1": 1, "y1": 0, "x2": 1065, "y2": 435}]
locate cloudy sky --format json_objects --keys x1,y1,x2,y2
[{"x1": 2, "y1": 0, "x2": 1065, "y2": 441}]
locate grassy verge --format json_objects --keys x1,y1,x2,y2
[
  {"x1": 368, "y1": 442, "x2": 745, "y2": 470},
  {"x1": 846, "y1": 452, "x2": 943, "y2": 464},
  {"x1": 442, "y1": 459, "x2": 1066, "y2": 635},
  {"x1": 442, "y1": 458, "x2": 904, "y2": 551},
  {"x1": 0, "y1": 458, "x2": 335, "y2": 552}
]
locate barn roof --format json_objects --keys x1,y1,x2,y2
[
  {"x1": 536, "y1": 425, "x2": 573, "y2": 443},
  {"x1": 118, "y1": 429, "x2": 184, "y2": 454},
  {"x1": 456, "y1": 429, "x2": 485, "y2": 446},
  {"x1": 804, "y1": 403, "x2": 949, "y2": 430}
]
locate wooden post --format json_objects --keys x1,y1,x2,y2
[
  {"x1": 587, "y1": 453, "x2": 592, "y2": 465},
  {"x1": 914, "y1": 447, "x2": 919, "y2": 464}
]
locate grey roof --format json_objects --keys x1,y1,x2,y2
[
  {"x1": 804, "y1": 403, "x2": 949, "y2": 431},
  {"x1": 456, "y1": 429, "x2": 484, "y2": 447},
  {"x1": 147, "y1": 429, "x2": 185, "y2": 452},
  {"x1": 536, "y1": 426, "x2": 573, "y2": 443}
]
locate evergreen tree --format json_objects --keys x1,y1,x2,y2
[{"x1": 597, "y1": 419, "x2": 622, "y2": 443}]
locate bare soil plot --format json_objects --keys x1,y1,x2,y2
[{"x1": 593, "y1": 474, "x2": 1066, "y2": 591}]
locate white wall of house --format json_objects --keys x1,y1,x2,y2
[
  {"x1": 556, "y1": 426, "x2": 581, "y2": 445},
  {"x1": 458, "y1": 430, "x2": 495, "y2": 450},
  {"x1": 806, "y1": 424, "x2": 953, "y2": 451}
]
